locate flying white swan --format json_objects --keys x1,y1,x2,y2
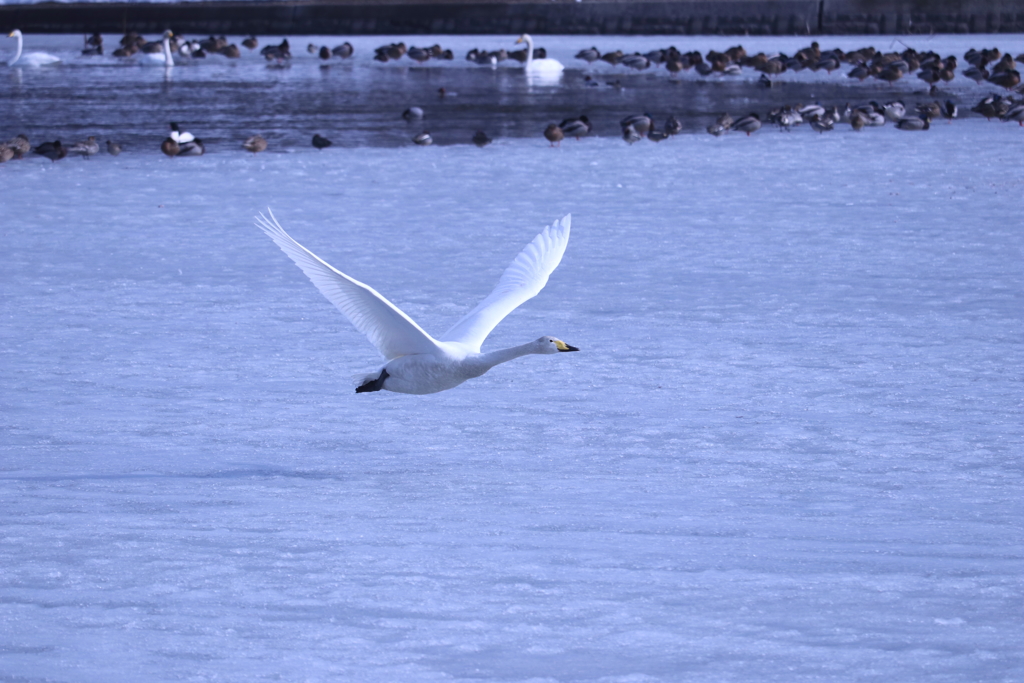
[
  {"x1": 256, "y1": 211, "x2": 578, "y2": 394},
  {"x1": 138, "y1": 30, "x2": 174, "y2": 67},
  {"x1": 515, "y1": 33, "x2": 564, "y2": 73},
  {"x1": 6, "y1": 30, "x2": 60, "y2": 66}
]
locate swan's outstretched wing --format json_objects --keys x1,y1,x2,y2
[
  {"x1": 441, "y1": 214, "x2": 571, "y2": 352},
  {"x1": 256, "y1": 210, "x2": 440, "y2": 361}
]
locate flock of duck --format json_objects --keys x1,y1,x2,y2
[
  {"x1": 0, "y1": 133, "x2": 119, "y2": 162},
  {"x1": 6, "y1": 28, "x2": 1024, "y2": 90},
  {"x1": 0, "y1": 117, "x2": 477, "y2": 161},
  {"x1": 363, "y1": 34, "x2": 565, "y2": 73},
  {"x1": 60, "y1": 31, "x2": 1024, "y2": 93},
  {"x1": 0, "y1": 122, "x2": 206, "y2": 162},
  {"x1": 6, "y1": 29, "x2": 352, "y2": 67},
  {"x1": 557, "y1": 93, "x2": 1024, "y2": 145},
  {"x1": 4, "y1": 86, "x2": 1022, "y2": 163},
  {"x1": 569, "y1": 41, "x2": 1023, "y2": 92},
  {"x1": 0, "y1": 118, "x2": 456, "y2": 162},
  {"x1": 4, "y1": 31, "x2": 1024, "y2": 159},
  {"x1": 3, "y1": 28, "x2": 562, "y2": 71}
]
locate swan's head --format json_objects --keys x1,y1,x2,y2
[
  {"x1": 536, "y1": 336, "x2": 578, "y2": 354},
  {"x1": 515, "y1": 34, "x2": 531, "y2": 46},
  {"x1": 8, "y1": 29, "x2": 22, "y2": 38},
  {"x1": 162, "y1": 30, "x2": 174, "y2": 39}
]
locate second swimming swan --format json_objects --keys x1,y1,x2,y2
[{"x1": 256, "y1": 211, "x2": 578, "y2": 394}]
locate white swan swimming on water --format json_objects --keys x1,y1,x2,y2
[
  {"x1": 6, "y1": 30, "x2": 60, "y2": 66},
  {"x1": 515, "y1": 33, "x2": 564, "y2": 73},
  {"x1": 256, "y1": 211, "x2": 578, "y2": 394},
  {"x1": 138, "y1": 30, "x2": 174, "y2": 67}
]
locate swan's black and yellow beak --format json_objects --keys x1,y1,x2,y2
[{"x1": 555, "y1": 340, "x2": 579, "y2": 352}]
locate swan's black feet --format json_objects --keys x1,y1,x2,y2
[{"x1": 356, "y1": 369, "x2": 389, "y2": 393}]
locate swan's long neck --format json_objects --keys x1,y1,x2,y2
[
  {"x1": 10, "y1": 32, "x2": 22, "y2": 65},
  {"x1": 477, "y1": 342, "x2": 538, "y2": 370},
  {"x1": 162, "y1": 36, "x2": 173, "y2": 66},
  {"x1": 523, "y1": 34, "x2": 533, "y2": 69}
]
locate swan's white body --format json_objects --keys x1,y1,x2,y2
[
  {"x1": 139, "y1": 31, "x2": 174, "y2": 67},
  {"x1": 256, "y1": 211, "x2": 577, "y2": 394},
  {"x1": 6, "y1": 30, "x2": 60, "y2": 66},
  {"x1": 515, "y1": 33, "x2": 564, "y2": 73}
]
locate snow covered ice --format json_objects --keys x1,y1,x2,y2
[{"x1": 2, "y1": 34, "x2": 1024, "y2": 682}]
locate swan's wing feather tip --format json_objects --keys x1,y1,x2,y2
[
  {"x1": 255, "y1": 209, "x2": 440, "y2": 361},
  {"x1": 254, "y1": 208, "x2": 287, "y2": 238},
  {"x1": 440, "y1": 214, "x2": 573, "y2": 350}
]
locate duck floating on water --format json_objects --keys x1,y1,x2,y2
[
  {"x1": 81, "y1": 32, "x2": 102, "y2": 56},
  {"x1": 261, "y1": 38, "x2": 291, "y2": 63},
  {"x1": 402, "y1": 107, "x2": 424, "y2": 121}
]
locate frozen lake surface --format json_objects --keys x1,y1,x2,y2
[{"x1": 2, "y1": 34, "x2": 1024, "y2": 683}]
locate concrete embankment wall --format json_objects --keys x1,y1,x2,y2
[{"x1": 2, "y1": 0, "x2": 1024, "y2": 35}]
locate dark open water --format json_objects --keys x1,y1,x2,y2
[{"x1": 1, "y1": 33, "x2": 1021, "y2": 152}]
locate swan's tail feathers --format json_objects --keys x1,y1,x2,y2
[
  {"x1": 353, "y1": 370, "x2": 379, "y2": 386},
  {"x1": 354, "y1": 368, "x2": 389, "y2": 393}
]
